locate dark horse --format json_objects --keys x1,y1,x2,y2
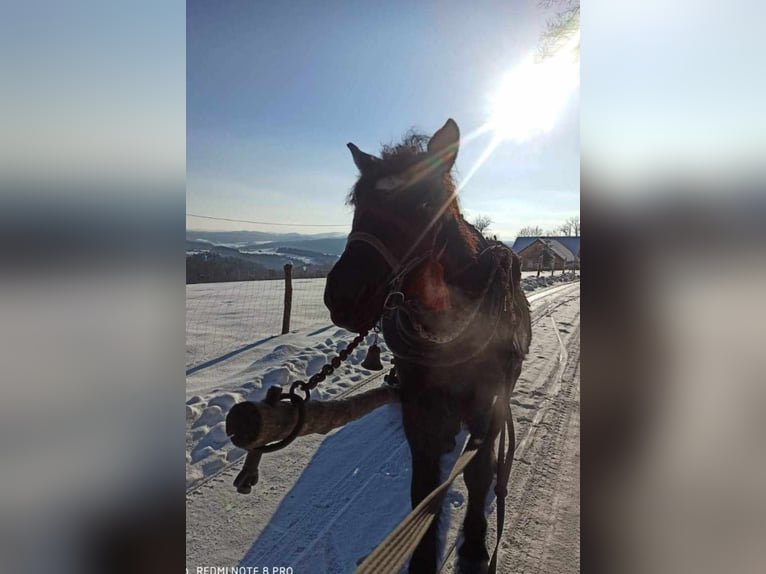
[{"x1": 324, "y1": 119, "x2": 531, "y2": 574}]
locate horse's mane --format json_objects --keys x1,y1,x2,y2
[
  {"x1": 348, "y1": 131, "x2": 457, "y2": 204},
  {"x1": 379, "y1": 131, "x2": 431, "y2": 162}
]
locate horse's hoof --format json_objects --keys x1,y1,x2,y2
[{"x1": 456, "y1": 556, "x2": 489, "y2": 574}]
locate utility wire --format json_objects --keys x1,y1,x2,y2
[{"x1": 186, "y1": 213, "x2": 350, "y2": 228}]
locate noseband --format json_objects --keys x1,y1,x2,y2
[{"x1": 345, "y1": 225, "x2": 445, "y2": 308}]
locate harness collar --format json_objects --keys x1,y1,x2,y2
[{"x1": 383, "y1": 243, "x2": 514, "y2": 366}]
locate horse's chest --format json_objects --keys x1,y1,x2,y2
[{"x1": 395, "y1": 352, "x2": 505, "y2": 394}]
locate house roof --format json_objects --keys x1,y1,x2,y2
[
  {"x1": 541, "y1": 239, "x2": 576, "y2": 262},
  {"x1": 510, "y1": 236, "x2": 580, "y2": 258},
  {"x1": 552, "y1": 236, "x2": 580, "y2": 256},
  {"x1": 509, "y1": 236, "x2": 537, "y2": 252}
]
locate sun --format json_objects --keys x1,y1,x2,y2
[{"x1": 488, "y1": 32, "x2": 580, "y2": 143}]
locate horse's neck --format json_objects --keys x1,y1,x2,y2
[
  {"x1": 440, "y1": 219, "x2": 487, "y2": 295},
  {"x1": 399, "y1": 216, "x2": 487, "y2": 314},
  {"x1": 396, "y1": 220, "x2": 494, "y2": 341}
]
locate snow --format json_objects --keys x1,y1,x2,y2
[
  {"x1": 186, "y1": 278, "x2": 332, "y2": 371},
  {"x1": 186, "y1": 275, "x2": 579, "y2": 487},
  {"x1": 186, "y1": 273, "x2": 576, "y2": 371},
  {"x1": 239, "y1": 405, "x2": 412, "y2": 571},
  {"x1": 185, "y1": 324, "x2": 392, "y2": 488},
  {"x1": 186, "y1": 275, "x2": 580, "y2": 572}
]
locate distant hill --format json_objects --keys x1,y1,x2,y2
[
  {"x1": 185, "y1": 231, "x2": 343, "y2": 283},
  {"x1": 186, "y1": 243, "x2": 294, "y2": 269},
  {"x1": 274, "y1": 247, "x2": 339, "y2": 266},
  {"x1": 186, "y1": 252, "x2": 270, "y2": 283},
  {"x1": 186, "y1": 230, "x2": 346, "y2": 247},
  {"x1": 186, "y1": 249, "x2": 336, "y2": 284},
  {"x1": 186, "y1": 239, "x2": 216, "y2": 252},
  {"x1": 254, "y1": 237, "x2": 346, "y2": 256}
]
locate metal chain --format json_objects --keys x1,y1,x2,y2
[
  {"x1": 255, "y1": 330, "x2": 370, "y2": 454},
  {"x1": 289, "y1": 330, "x2": 368, "y2": 400}
]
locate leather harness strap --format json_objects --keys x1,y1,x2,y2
[
  {"x1": 488, "y1": 377, "x2": 515, "y2": 574},
  {"x1": 355, "y1": 443, "x2": 479, "y2": 574},
  {"x1": 346, "y1": 231, "x2": 401, "y2": 270}
]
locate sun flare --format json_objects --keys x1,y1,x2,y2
[{"x1": 488, "y1": 32, "x2": 580, "y2": 143}]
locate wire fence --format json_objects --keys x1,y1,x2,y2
[{"x1": 186, "y1": 274, "x2": 331, "y2": 371}]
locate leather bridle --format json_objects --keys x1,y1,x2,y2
[{"x1": 345, "y1": 222, "x2": 446, "y2": 310}]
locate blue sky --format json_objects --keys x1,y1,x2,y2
[
  {"x1": 1, "y1": 1, "x2": 185, "y2": 188},
  {"x1": 583, "y1": 0, "x2": 766, "y2": 187},
  {"x1": 187, "y1": 0, "x2": 580, "y2": 240}
]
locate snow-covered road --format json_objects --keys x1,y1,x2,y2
[{"x1": 186, "y1": 280, "x2": 580, "y2": 573}]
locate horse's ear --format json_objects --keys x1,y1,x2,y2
[
  {"x1": 347, "y1": 143, "x2": 379, "y2": 174},
  {"x1": 427, "y1": 118, "x2": 460, "y2": 172}
]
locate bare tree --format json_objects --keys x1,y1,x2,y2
[
  {"x1": 517, "y1": 225, "x2": 544, "y2": 237},
  {"x1": 538, "y1": 0, "x2": 580, "y2": 59},
  {"x1": 571, "y1": 215, "x2": 580, "y2": 236},
  {"x1": 472, "y1": 215, "x2": 493, "y2": 234},
  {"x1": 558, "y1": 216, "x2": 580, "y2": 236}
]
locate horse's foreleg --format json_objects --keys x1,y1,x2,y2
[
  {"x1": 407, "y1": 447, "x2": 442, "y2": 573},
  {"x1": 402, "y1": 396, "x2": 459, "y2": 574},
  {"x1": 459, "y1": 427, "x2": 500, "y2": 567}
]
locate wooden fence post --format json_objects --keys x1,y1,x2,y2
[{"x1": 282, "y1": 263, "x2": 293, "y2": 334}]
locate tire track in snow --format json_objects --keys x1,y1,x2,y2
[
  {"x1": 497, "y1": 314, "x2": 580, "y2": 574},
  {"x1": 438, "y1": 293, "x2": 580, "y2": 572}
]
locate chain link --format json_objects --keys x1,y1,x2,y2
[{"x1": 295, "y1": 331, "x2": 368, "y2": 396}]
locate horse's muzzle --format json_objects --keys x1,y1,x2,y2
[{"x1": 329, "y1": 307, "x2": 376, "y2": 334}]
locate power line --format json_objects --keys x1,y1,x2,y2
[{"x1": 186, "y1": 213, "x2": 350, "y2": 228}]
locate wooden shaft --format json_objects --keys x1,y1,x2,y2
[{"x1": 226, "y1": 385, "x2": 400, "y2": 450}]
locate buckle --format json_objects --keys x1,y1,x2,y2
[{"x1": 383, "y1": 291, "x2": 405, "y2": 310}]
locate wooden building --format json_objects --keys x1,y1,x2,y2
[{"x1": 510, "y1": 236, "x2": 580, "y2": 271}]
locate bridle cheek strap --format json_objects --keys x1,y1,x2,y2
[
  {"x1": 346, "y1": 230, "x2": 442, "y2": 295},
  {"x1": 346, "y1": 231, "x2": 400, "y2": 270},
  {"x1": 346, "y1": 218, "x2": 447, "y2": 312}
]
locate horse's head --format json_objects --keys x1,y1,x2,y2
[{"x1": 324, "y1": 119, "x2": 464, "y2": 333}]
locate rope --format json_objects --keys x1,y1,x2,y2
[{"x1": 488, "y1": 402, "x2": 514, "y2": 574}]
